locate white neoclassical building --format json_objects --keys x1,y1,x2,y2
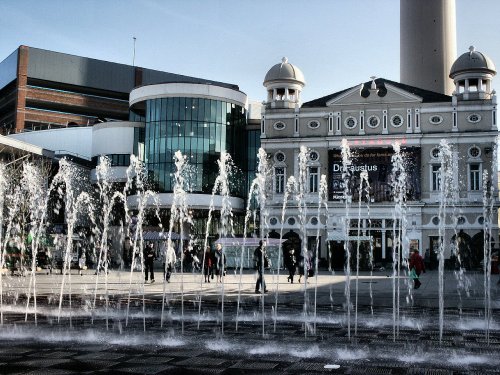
[{"x1": 260, "y1": 46, "x2": 498, "y2": 270}]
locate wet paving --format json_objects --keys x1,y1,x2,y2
[
  {"x1": 1, "y1": 300, "x2": 500, "y2": 374},
  {"x1": 1, "y1": 270, "x2": 499, "y2": 374}
]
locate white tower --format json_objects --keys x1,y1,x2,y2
[{"x1": 400, "y1": 0, "x2": 457, "y2": 95}]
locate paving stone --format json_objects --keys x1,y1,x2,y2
[
  {"x1": 174, "y1": 356, "x2": 228, "y2": 367},
  {"x1": 24, "y1": 370, "x2": 78, "y2": 375},
  {"x1": 124, "y1": 356, "x2": 174, "y2": 364},
  {"x1": 74, "y1": 352, "x2": 125, "y2": 361},
  {"x1": 180, "y1": 368, "x2": 226, "y2": 374},
  {"x1": 230, "y1": 360, "x2": 279, "y2": 370},
  {"x1": 424, "y1": 370, "x2": 453, "y2": 375},
  {"x1": 114, "y1": 365, "x2": 176, "y2": 374},
  {"x1": 32, "y1": 350, "x2": 77, "y2": 358},
  {"x1": 14, "y1": 358, "x2": 72, "y2": 368},
  {"x1": 285, "y1": 361, "x2": 332, "y2": 372}
]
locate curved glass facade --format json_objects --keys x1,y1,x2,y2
[{"x1": 141, "y1": 97, "x2": 247, "y2": 196}]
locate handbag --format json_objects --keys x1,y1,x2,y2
[{"x1": 409, "y1": 268, "x2": 418, "y2": 280}]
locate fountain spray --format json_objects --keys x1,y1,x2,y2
[
  {"x1": 235, "y1": 148, "x2": 270, "y2": 335},
  {"x1": 354, "y1": 170, "x2": 369, "y2": 336},
  {"x1": 437, "y1": 139, "x2": 454, "y2": 343},
  {"x1": 313, "y1": 174, "x2": 328, "y2": 334},
  {"x1": 340, "y1": 139, "x2": 353, "y2": 340},
  {"x1": 296, "y1": 146, "x2": 311, "y2": 336},
  {"x1": 390, "y1": 142, "x2": 408, "y2": 340}
]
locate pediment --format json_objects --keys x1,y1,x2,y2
[{"x1": 325, "y1": 83, "x2": 423, "y2": 106}]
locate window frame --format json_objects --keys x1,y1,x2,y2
[
  {"x1": 390, "y1": 114, "x2": 404, "y2": 127},
  {"x1": 367, "y1": 115, "x2": 380, "y2": 128},
  {"x1": 274, "y1": 166, "x2": 286, "y2": 194},
  {"x1": 431, "y1": 164, "x2": 441, "y2": 191},
  {"x1": 468, "y1": 163, "x2": 481, "y2": 191},
  {"x1": 308, "y1": 166, "x2": 319, "y2": 193},
  {"x1": 273, "y1": 121, "x2": 286, "y2": 131},
  {"x1": 344, "y1": 116, "x2": 357, "y2": 129}
]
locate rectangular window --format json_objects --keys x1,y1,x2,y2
[
  {"x1": 431, "y1": 165, "x2": 441, "y2": 191},
  {"x1": 275, "y1": 167, "x2": 285, "y2": 194},
  {"x1": 470, "y1": 163, "x2": 480, "y2": 191},
  {"x1": 309, "y1": 166, "x2": 319, "y2": 193}
]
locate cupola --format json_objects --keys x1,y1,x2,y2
[
  {"x1": 263, "y1": 57, "x2": 305, "y2": 109},
  {"x1": 449, "y1": 46, "x2": 496, "y2": 101}
]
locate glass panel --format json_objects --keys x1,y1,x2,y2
[
  {"x1": 210, "y1": 100, "x2": 217, "y2": 122},
  {"x1": 179, "y1": 97, "x2": 186, "y2": 121},
  {"x1": 145, "y1": 101, "x2": 151, "y2": 122},
  {"x1": 185, "y1": 97, "x2": 192, "y2": 121},
  {"x1": 161, "y1": 98, "x2": 167, "y2": 119},
  {"x1": 155, "y1": 99, "x2": 161, "y2": 121},
  {"x1": 172, "y1": 97, "x2": 179, "y2": 121},
  {"x1": 216, "y1": 100, "x2": 222, "y2": 124},
  {"x1": 197, "y1": 98, "x2": 204, "y2": 121},
  {"x1": 167, "y1": 98, "x2": 174, "y2": 121},
  {"x1": 226, "y1": 102, "x2": 232, "y2": 125}
]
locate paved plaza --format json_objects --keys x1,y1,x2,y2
[{"x1": 0, "y1": 269, "x2": 499, "y2": 374}]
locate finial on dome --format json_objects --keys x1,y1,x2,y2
[
  {"x1": 370, "y1": 76, "x2": 377, "y2": 89},
  {"x1": 281, "y1": 57, "x2": 288, "y2": 64},
  {"x1": 469, "y1": 45, "x2": 475, "y2": 53}
]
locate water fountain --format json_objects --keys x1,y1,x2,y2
[
  {"x1": 340, "y1": 139, "x2": 353, "y2": 339},
  {"x1": 390, "y1": 142, "x2": 409, "y2": 340},
  {"x1": 0, "y1": 143, "x2": 498, "y2": 373}
]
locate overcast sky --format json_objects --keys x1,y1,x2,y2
[{"x1": 1, "y1": 0, "x2": 499, "y2": 102}]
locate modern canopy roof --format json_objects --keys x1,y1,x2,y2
[{"x1": 0, "y1": 135, "x2": 55, "y2": 159}]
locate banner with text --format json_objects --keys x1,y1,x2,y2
[{"x1": 328, "y1": 147, "x2": 421, "y2": 202}]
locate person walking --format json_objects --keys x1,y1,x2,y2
[
  {"x1": 122, "y1": 236, "x2": 132, "y2": 269},
  {"x1": 254, "y1": 240, "x2": 269, "y2": 293},
  {"x1": 285, "y1": 247, "x2": 297, "y2": 283},
  {"x1": 165, "y1": 242, "x2": 176, "y2": 283},
  {"x1": 214, "y1": 243, "x2": 226, "y2": 282},
  {"x1": 144, "y1": 242, "x2": 155, "y2": 283},
  {"x1": 409, "y1": 249, "x2": 425, "y2": 289},
  {"x1": 203, "y1": 246, "x2": 213, "y2": 283},
  {"x1": 297, "y1": 250, "x2": 310, "y2": 283}
]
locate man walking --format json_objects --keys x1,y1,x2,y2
[
  {"x1": 144, "y1": 242, "x2": 155, "y2": 283},
  {"x1": 254, "y1": 240, "x2": 269, "y2": 293}
]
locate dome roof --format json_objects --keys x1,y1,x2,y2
[
  {"x1": 449, "y1": 46, "x2": 496, "y2": 78},
  {"x1": 263, "y1": 57, "x2": 305, "y2": 86}
]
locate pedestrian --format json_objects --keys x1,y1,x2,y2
[
  {"x1": 78, "y1": 252, "x2": 86, "y2": 276},
  {"x1": 182, "y1": 245, "x2": 192, "y2": 272},
  {"x1": 409, "y1": 249, "x2": 425, "y2": 289},
  {"x1": 164, "y1": 242, "x2": 176, "y2": 282},
  {"x1": 297, "y1": 250, "x2": 310, "y2": 283},
  {"x1": 203, "y1": 246, "x2": 213, "y2": 283},
  {"x1": 122, "y1": 236, "x2": 132, "y2": 269},
  {"x1": 144, "y1": 242, "x2": 155, "y2": 283},
  {"x1": 254, "y1": 240, "x2": 269, "y2": 293},
  {"x1": 491, "y1": 250, "x2": 500, "y2": 285},
  {"x1": 214, "y1": 243, "x2": 226, "y2": 282},
  {"x1": 285, "y1": 247, "x2": 297, "y2": 283}
]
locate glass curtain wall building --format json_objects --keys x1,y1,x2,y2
[
  {"x1": 141, "y1": 97, "x2": 246, "y2": 195},
  {"x1": 129, "y1": 82, "x2": 249, "y2": 237}
]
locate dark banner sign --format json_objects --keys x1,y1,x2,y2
[{"x1": 328, "y1": 147, "x2": 421, "y2": 202}]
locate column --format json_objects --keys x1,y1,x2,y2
[{"x1": 381, "y1": 230, "x2": 386, "y2": 259}]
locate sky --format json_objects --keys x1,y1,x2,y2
[{"x1": 1, "y1": 0, "x2": 500, "y2": 103}]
